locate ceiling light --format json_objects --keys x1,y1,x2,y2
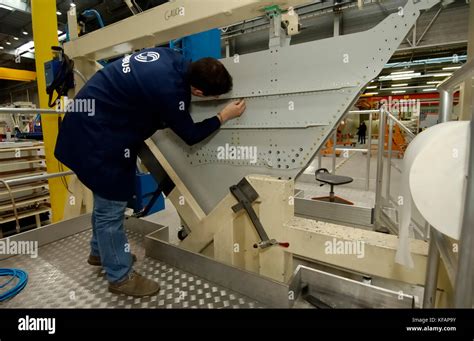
[
  {"x1": 433, "y1": 73, "x2": 453, "y2": 77},
  {"x1": 379, "y1": 85, "x2": 433, "y2": 91},
  {"x1": 365, "y1": 92, "x2": 379, "y2": 95},
  {"x1": 57, "y1": 11, "x2": 62, "y2": 15},
  {"x1": 427, "y1": 81, "x2": 442, "y2": 84},
  {"x1": 379, "y1": 73, "x2": 421, "y2": 81},
  {"x1": 390, "y1": 77, "x2": 413, "y2": 81},
  {"x1": 391, "y1": 72, "x2": 422, "y2": 78},
  {"x1": 0, "y1": 46, "x2": 4, "y2": 50},
  {"x1": 390, "y1": 70, "x2": 414, "y2": 75},
  {"x1": 442, "y1": 66, "x2": 462, "y2": 71},
  {"x1": 366, "y1": 86, "x2": 377, "y2": 89},
  {"x1": 391, "y1": 83, "x2": 408, "y2": 87},
  {"x1": 392, "y1": 90, "x2": 406, "y2": 94},
  {"x1": 70, "y1": 1, "x2": 76, "y2": 8},
  {"x1": 423, "y1": 88, "x2": 438, "y2": 92},
  {"x1": 15, "y1": 40, "x2": 34, "y2": 55},
  {"x1": 0, "y1": 4, "x2": 13, "y2": 11},
  {"x1": 13, "y1": 37, "x2": 19, "y2": 40},
  {"x1": 22, "y1": 31, "x2": 28, "y2": 35},
  {"x1": 5, "y1": 41, "x2": 11, "y2": 45}
]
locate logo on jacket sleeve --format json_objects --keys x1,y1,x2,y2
[{"x1": 134, "y1": 51, "x2": 160, "y2": 63}]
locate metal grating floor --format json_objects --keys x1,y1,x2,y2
[{"x1": 0, "y1": 230, "x2": 264, "y2": 308}]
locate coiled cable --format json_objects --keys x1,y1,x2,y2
[{"x1": 0, "y1": 268, "x2": 28, "y2": 302}]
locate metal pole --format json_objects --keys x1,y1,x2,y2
[
  {"x1": 330, "y1": 8, "x2": 341, "y2": 178},
  {"x1": 332, "y1": 131, "x2": 337, "y2": 174},
  {"x1": 412, "y1": 21, "x2": 417, "y2": 47},
  {"x1": 385, "y1": 117, "x2": 393, "y2": 200},
  {"x1": 454, "y1": 117, "x2": 474, "y2": 308},
  {"x1": 386, "y1": 112, "x2": 416, "y2": 139},
  {"x1": 4, "y1": 171, "x2": 74, "y2": 186},
  {"x1": 225, "y1": 39, "x2": 230, "y2": 58},
  {"x1": 0, "y1": 108, "x2": 65, "y2": 114},
  {"x1": 415, "y1": 7, "x2": 442, "y2": 46},
  {"x1": 333, "y1": 11, "x2": 341, "y2": 37},
  {"x1": 374, "y1": 108, "x2": 385, "y2": 229},
  {"x1": 423, "y1": 229, "x2": 441, "y2": 308},
  {"x1": 349, "y1": 110, "x2": 381, "y2": 114},
  {"x1": 439, "y1": 90, "x2": 453, "y2": 123},
  {"x1": 423, "y1": 84, "x2": 454, "y2": 307},
  {"x1": 424, "y1": 220, "x2": 431, "y2": 240},
  {"x1": 366, "y1": 112, "x2": 373, "y2": 191}
]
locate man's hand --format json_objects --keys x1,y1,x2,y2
[{"x1": 218, "y1": 99, "x2": 246, "y2": 124}]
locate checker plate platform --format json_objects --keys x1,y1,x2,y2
[{"x1": 0, "y1": 230, "x2": 264, "y2": 308}]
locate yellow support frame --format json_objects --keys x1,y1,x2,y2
[
  {"x1": 0, "y1": 67, "x2": 36, "y2": 82},
  {"x1": 31, "y1": 0, "x2": 68, "y2": 222}
]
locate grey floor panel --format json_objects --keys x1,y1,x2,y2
[{"x1": 0, "y1": 230, "x2": 264, "y2": 308}]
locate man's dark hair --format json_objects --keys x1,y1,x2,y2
[{"x1": 188, "y1": 58, "x2": 233, "y2": 96}]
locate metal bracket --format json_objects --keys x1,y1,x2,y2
[
  {"x1": 281, "y1": 7, "x2": 300, "y2": 36},
  {"x1": 230, "y1": 178, "x2": 289, "y2": 249},
  {"x1": 265, "y1": 5, "x2": 291, "y2": 48}
]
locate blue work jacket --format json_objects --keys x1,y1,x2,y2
[{"x1": 55, "y1": 48, "x2": 220, "y2": 201}]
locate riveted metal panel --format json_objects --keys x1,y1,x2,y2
[{"x1": 152, "y1": 0, "x2": 439, "y2": 214}]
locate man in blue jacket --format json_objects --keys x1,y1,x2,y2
[{"x1": 55, "y1": 47, "x2": 246, "y2": 297}]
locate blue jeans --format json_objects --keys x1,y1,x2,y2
[{"x1": 90, "y1": 193, "x2": 133, "y2": 283}]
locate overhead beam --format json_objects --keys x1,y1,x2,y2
[
  {"x1": 64, "y1": 0, "x2": 316, "y2": 60},
  {"x1": 0, "y1": 67, "x2": 35, "y2": 81}
]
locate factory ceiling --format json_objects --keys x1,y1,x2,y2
[{"x1": 0, "y1": 0, "x2": 167, "y2": 91}]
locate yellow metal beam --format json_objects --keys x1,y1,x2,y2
[
  {"x1": 31, "y1": 0, "x2": 68, "y2": 222},
  {"x1": 0, "y1": 67, "x2": 36, "y2": 82}
]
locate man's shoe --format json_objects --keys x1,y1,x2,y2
[
  {"x1": 108, "y1": 271, "x2": 160, "y2": 297},
  {"x1": 87, "y1": 253, "x2": 137, "y2": 266}
]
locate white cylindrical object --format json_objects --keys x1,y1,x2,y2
[{"x1": 396, "y1": 121, "x2": 470, "y2": 267}]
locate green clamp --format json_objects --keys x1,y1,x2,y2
[{"x1": 264, "y1": 5, "x2": 282, "y2": 19}]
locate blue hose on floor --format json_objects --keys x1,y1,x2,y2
[{"x1": 0, "y1": 269, "x2": 28, "y2": 302}]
